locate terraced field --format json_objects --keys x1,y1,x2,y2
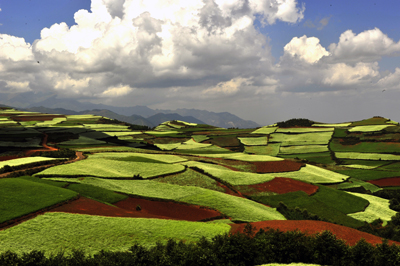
[{"x1": 1, "y1": 109, "x2": 400, "y2": 260}]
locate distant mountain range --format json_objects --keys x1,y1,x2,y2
[{"x1": 1, "y1": 92, "x2": 260, "y2": 128}]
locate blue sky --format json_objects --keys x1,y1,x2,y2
[{"x1": 0, "y1": 0, "x2": 400, "y2": 125}]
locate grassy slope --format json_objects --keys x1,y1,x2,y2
[
  {"x1": 154, "y1": 168, "x2": 225, "y2": 192},
  {"x1": 346, "y1": 192, "x2": 397, "y2": 226},
  {"x1": 34, "y1": 158, "x2": 185, "y2": 179},
  {"x1": 66, "y1": 183, "x2": 128, "y2": 204},
  {"x1": 0, "y1": 157, "x2": 62, "y2": 169},
  {"x1": 45, "y1": 177, "x2": 286, "y2": 222},
  {"x1": 252, "y1": 191, "x2": 365, "y2": 228},
  {"x1": 0, "y1": 213, "x2": 231, "y2": 255},
  {"x1": 0, "y1": 178, "x2": 78, "y2": 224}
]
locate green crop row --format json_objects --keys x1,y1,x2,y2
[
  {"x1": 34, "y1": 157, "x2": 185, "y2": 179},
  {"x1": 0, "y1": 213, "x2": 231, "y2": 255},
  {"x1": 0, "y1": 178, "x2": 78, "y2": 224}
]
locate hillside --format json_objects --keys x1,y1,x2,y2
[{"x1": 1, "y1": 109, "x2": 400, "y2": 264}]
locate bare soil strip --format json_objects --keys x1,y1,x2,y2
[{"x1": 230, "y1": 220, "x2": 400, "y2": 246}]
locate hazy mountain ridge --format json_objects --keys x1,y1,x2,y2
[{"x1": 0, "y1": 92, "x2": 260, "y2": 128}]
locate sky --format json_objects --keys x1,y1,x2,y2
[{"x1": 0, "y1": 0, "x2": 400, "y2": 125}]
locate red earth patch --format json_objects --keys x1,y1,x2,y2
[
  {"x1": 114, "y1": 197, "x2": 223, "y2": 221},
  {"x1": 0, "y1": 155, "x2": 26, "y2": 162},
  {"x1": 246, "y1": 177, "x2": 319, "y2": 195},
  {"x1": 253, "y1": 160, "x2": 304, "y2": 173},
  {"x1": 230, "y1": 220, "x2": 399, "y2": 246},
  {"x1": 51, "y1": 197, "x2": 223, "y2": 221},
  {"x1": 367, "y1": 177, "x2": 400, "y2": 187}
]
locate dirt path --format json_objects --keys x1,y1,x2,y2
[{"x1": 24, "y1": 133, "x2": 58, "y2": 156}]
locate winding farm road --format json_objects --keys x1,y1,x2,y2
[{"x1": 0, "y1": 132, "x2": 86, "y2": 179}]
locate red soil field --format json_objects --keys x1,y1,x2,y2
[
  {"x1": 253, "y1": 160, "x2": 304, "y2": 173},
  {"x1": 49, "y1": 197, "x2": 169, "y2": 219},
  {"x1": 246, "y1": 177, "x2": 319, "y2": 195},
  {"x1": 0, "y1": 155, "x2": 26, "y2": 162},
  {"x1": 204, "y1": 137, "x2": 241, "y2": 147},
  {"x1": 11, "y1": 115, "x2": 66, "y2": 122},
  {"x1": 367, "y1": 177, "x2": 400, "y2": 187},
  {"x1": 114, "y1": 197, "x2": 223, "y2": 221},
  {"x1": 230, "y1": 220, "x2": 399, "y2": 246}
]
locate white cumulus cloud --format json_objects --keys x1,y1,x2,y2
[
  {"x1": 283, "y1": 35, "x2": 330, "y2": 63},
  {"x1": 329, "y1": 28, "x2": 400, "y2": 63}
]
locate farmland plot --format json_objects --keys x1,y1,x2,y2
[
  {"x1": 175, "y1": 139, "x2": 212, "y2": 149},
  {"x1": 0, "y1": 156, "x2": 64, "y2": 169},
  {"x1": 312, "y1": 123, "x2": 352, "y2": 127},
  {"x1": 279, "y1": 145, "x2": 329, "y2": 154},
  {"x1": 180, "y1": 161, "x2": 277, "y2": 186},
  {"x1": 238, "y1": 136, "x2": 268, "y2": 146},
  {"x1": 192, "y1": 135, "x2": 209, "y2": 143},
  {"x1": 253, "y1": 191, "x2": 365, "y2": 228},
  {"x1": 349, "y1": 125, "x2": 395, "y2": 132},
  {"x1": 195, "y1": 152, "x2": 283, "y2": 162},
  {"x1": 336, "y1": 178, "x2": 381, "y2": 193},
  {"x1": 346, "y1": 192, "x2": 397, "y2": 226},
  {"x1": 0, "y1": 213, "x2": 231, "y2": 255},
  {"x1": 45, "y1": 177, "x2": 286, "y2": 222},
  {"x1": 34, "y1": 157, "x2": 185, "y2": 179},
  {"x1": 89, "y1": 152, "x2": 188, "y2": 164},
  {"x1": 276, "y1": 127, "x2": 334, "y2": 133},
  {"x1": 251, "y1": 126, "x2": 277, "y2": 135},
  {"x1": 0, "y1": 179, "x2": 78, "y2": 224},
  {"x1": 335, "y1": 152, "x2": 400, "y2": 161},
  {"x1": 330, "y1": 139, "x2": 400, "y2": 154},
  {"x1": 269, "y1": 132, "x2": 333, "y2": 146},
  {"x1": 58, "y1": 136, "x2": 107, "y2": 146},
  {"x1": 281, "y1": 164, "x2": 349, "y2": 184}
]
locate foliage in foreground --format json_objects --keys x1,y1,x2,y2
[{"x1": 1, "y1": 228, "x2": 400, "y2": 266}]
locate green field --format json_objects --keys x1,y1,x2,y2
[
  {"x1": 252, "y1": 191, "x2": 365, "y2": 228},
  {"x1": 278, "y1": 152, "x2": 335, "y2": 165},
  {"x1": 350, "y1": 117, "x2": 390, "y2": 126},
  {"x1": 0, "y1": 213, "x2": 231, "y2": 255},
  {"x1": 335, "y1": 152, "x2": 400, "y2": 161},
  {"x1": 310, "y1": 186, "x2": 369, "y2": 214},
  {"x1": 335, "y1": 178, "x2": 382, "y2": 193},
  {"x1": 276, "y1": 128, "x2": 334, "y2": 133},
  {"x1": 251, "y1": 126, "x2": 277, "y2": 134},
  {"x1": 269, "y1": 132, "x2": 333, "y2": 145},
  {"x1": 194, "y1": 153, "x2": 283, "y2": 162},
  {"x1": 45, "y1": 177, "x2": 286, "y2": 222},
  {"x1": 348, "y1": 125, "x2": 394, "y2": 132},
  {"x1": 312, "y1": 123, "x2": 351, "y2": 127},
  {"x1": 278, "y1": 164, "x2": 349, "y2": 184},
  {"x1": 0, "y1": 178, "x2": 78, "y2": 224},
  {"x1": 244, "y1": 144, "x2": 281, "y2": 156},
  {"x1": 238, "y1": 136, "x2": 268, "y2": 146},
  {"x1": 279, "y1": 145, "x2": 329, "y2": 154},
  {"x1": 346, "y1": 192, "x2": 396, "y2": 226},
  {"x1": 59, "y1": 136, "x2": 107, "y2": 146},
  {"x1": 34, "y1": 157, "x2": 185, "y2": 179},
  {"x1": 17, "y1": 176, "x2": 69, "y2": 188},
  {"x1": 181, "y1": 161, "x2": 276, "y2": 186},
  {"x1": 333, "y1": 168, "x2": 400, "y2": 181},
  {"x1": 89, "y1": 152, "x2": 187, "y2": 164},
  {"x1": 154, "y1": 168, "x2": 225, "y2": 192},
  {"x1": 330, "y1": 139, "x2": 400, "y2": 154},
  {"x1": 66, "y1": 183, "x2": 128, "y2": 204},
  {"x1": 192, "y1": 135, "x2": 210, "y2": 143},
  {"x1": 0, "y1": 156, "x2": 63, "y2": 169}
]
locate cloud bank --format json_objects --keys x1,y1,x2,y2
[{"x1": 0, "y1": 0, "x2": 400, "y2": 112}]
